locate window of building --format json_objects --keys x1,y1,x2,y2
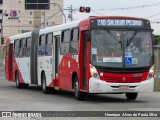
[
  {"x1": 25, "y1": 0, "x2": 50, "y2": 10},
  {"x1": 18, "y1": 30, "x2": 21, "y2": 33},
  {"x1": 29, "y1": 21, "x2": 32, "y2": 24},
  {"x1": 52, "y1": 22, "x2": 55, "y2": 25},
  {"x1": 30, "y1": 11, "x2": 32, "y2": 15}
]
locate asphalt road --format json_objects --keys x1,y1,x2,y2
[{"x1": 0, "y1": 67, "x2": 160, "y2": 120}]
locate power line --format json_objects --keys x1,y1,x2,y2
[
  {"x1": 150, "y1": 18, "x2": 160, "y2": 20},
  {"x1": 146, "y1": 12, "x2": 160, "y2": 18},
  {"x1": 63, "y1": 2, "x2": 160, "y2": 21},
  {"x1": 93, "y1": 2, "x2": 160, "y2": 11},
  {"x1": 91, "y1": 10, "x2": 105, "y2": 16},
  {"x1": 150, "y1": 22, "x2": 160, "y2": 24}
]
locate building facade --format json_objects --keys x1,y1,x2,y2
[{"x1": 0, "y1": 0, "x2": 63, "y2": 45}]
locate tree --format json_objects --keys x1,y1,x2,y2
[{"x1": 157, "y1": 35, "x2": 160, "y2": 43}]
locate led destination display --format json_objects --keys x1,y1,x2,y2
[{"x1": 91, "y1": 18, "x2": 151, "y2": 29}]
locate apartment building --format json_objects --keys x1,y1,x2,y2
[{"x1": 0, "y1": 0, "x2": 63, "y2": 44}]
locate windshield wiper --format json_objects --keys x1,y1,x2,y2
[
  {"x1": 107, "y1": 30, "x2": 121, "y2": 44},
  {"x1": 126, "y1": 30, "x2": 138, "y2": 46},
  {"x1": 107, "y1": 30, "x2": 122, "y2": 50}
]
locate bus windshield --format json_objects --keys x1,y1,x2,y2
[{"x1": 91, "y1": 29, "x2": 153, "y2": 69}]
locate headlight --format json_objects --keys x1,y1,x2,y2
[
  {"x1": 90, "y1": 64, "x2": 100, "y2": 79},
  {"x1": 147, "y1": 65, "x2": 154, "y2": 80}
]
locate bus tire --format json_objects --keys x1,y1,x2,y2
[
  {"x1": 42, "y1": 73, "x2": 50, "y2": 94},
  {"x1": 15, "y1": 72, "x2": 23, "y2": 89},
  {"x1": 74, "y1": 75, "x2": 86, "y2": 100},
  {"x1": 125, "y1": 93, "x2": 138, "y2": 100},
  {"x1": 22, "y1": 84, "x2": 29, "y2": 89}
]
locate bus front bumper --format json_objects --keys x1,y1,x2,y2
[{"x1": 89, "y1": 77, "x2": 154, "y2": 93}]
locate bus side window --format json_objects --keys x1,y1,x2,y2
[
  {"x1": 5, "y1": 42, "x2": 8, "y2": 58},
  {"x1": 23, "y1": 38, "x2": 26, "y2": 57},
  {"x1": 38, "y1": 34, "x2": 46, "y2": 56},
  {"x1": 60, "y1": 29, "x2": 70, "y2": 54},
  {"x1": 46, "y1": 33, "x2": 53, "y2": 56},
  {"x1": 14, "y1": 39, "x2": 19, "y2": 58},
  {"x1": 19, "y1": 38, "x2": 25, "y2": 58},
  {"x1": 70, "y1": 28, "x2": 79, "y2": 54},
  {"x1": 26, "y1": 37, "x2": 31, "y2": 57}
]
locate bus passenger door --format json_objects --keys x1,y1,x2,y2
[
  {"x1": 79, "y1": 30, "x2": 90, "y2": 90},
  {"x1": 53, "y1": 35, "x2": 60, "y2": 86},
  {"x1": 5, "y1": 43, "x2": 13, "y2": 81}
]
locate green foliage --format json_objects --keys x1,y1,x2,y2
[{"x1": 156, "y1": 36, "x2": 160, "y2": 43}]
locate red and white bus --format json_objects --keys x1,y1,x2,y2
[{"x1": 5, "y1": 16, "x2": 154, "y2": 100}]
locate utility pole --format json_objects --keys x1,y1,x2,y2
[
  {"x1": 68, "y1": 5, "x2": 73, "y2": 22},
  {"x1": 44, "y1": 10, "x2": 46, "y2": 28}
]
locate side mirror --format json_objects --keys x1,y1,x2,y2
[{"x1": 85, "y1": 31, "x2": 90, "y2": 41}]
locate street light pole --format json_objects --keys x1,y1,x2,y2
[
  {"x1": 26, "y1": 2, "x2": 66, "y2": 28},
  {"x1": 52, "y1": 3, "x2": 66, "y2": 23},
  {"x1": 41, "y1": 2, "x2": 66, "y2": 28}
]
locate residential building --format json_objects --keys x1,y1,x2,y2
[{"x1": 1, "y1": 0, "x2": 63, "y2": 45}]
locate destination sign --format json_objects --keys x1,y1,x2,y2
[
  {"x1": 90, "y1": 18, "x2": 151, "y2": 29},
  {"x1": 96, "y1": 19, "x2": 143, "y2": 27}
]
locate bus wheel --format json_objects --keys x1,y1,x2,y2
[
  {"x1": 125, "y1": 93, "x2": 138, "y2": 100},
  {"x1": 22, "y1": 84, "x2": 29, "y2": 89},
  {"x1": 15, "y1": 72, "x2": 29, "y2": 89},
  {"x1": 15, "y1": 72, "x2": 22, "y2": 88},
  {"x1": 42, "y1": 73, "x2": 50, "y2": 94},
  {"x1": 74, "y1": 76, "x2": 86, "y2": 100}
]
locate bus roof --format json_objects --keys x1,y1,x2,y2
[
  {"x1": 9, "y1": 32, "x2": 32, "y2": 43},
  {"x1": 39, "y1": 20, "x2": 81, "y2": 35},
  {"x1": 8, "y1": 16, "x2": 150, "y2": 43}
]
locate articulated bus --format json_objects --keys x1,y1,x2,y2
[{"x1": 5, "y1": 16, "x2": 154, "y2": 100}]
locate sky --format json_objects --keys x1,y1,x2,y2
[{"x1": 63, "y1": 0, "x2": 160, "y2": 35}]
